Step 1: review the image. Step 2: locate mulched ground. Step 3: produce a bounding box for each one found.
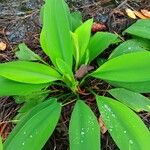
[0,0,150,149]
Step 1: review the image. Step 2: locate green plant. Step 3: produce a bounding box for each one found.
[1,0,150,149]
[0,136,2,150]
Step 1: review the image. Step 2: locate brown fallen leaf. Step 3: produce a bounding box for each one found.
[75,64,94,79]
[0,41,7,51]
[141,9,150,18]
[133,10,147,19]
[125,8,136,19]
[99,116,107,134]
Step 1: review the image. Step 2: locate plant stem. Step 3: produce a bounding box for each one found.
[62,99,76,107]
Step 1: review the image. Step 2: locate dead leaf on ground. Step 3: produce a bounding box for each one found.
[99,116,107,134]
[125,8,136,19]
[133,10,147,19]
[0,41,7,51]
[75,65,94,79]
[141,9,150,18]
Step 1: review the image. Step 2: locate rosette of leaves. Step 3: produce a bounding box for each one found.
[1,0,150,150]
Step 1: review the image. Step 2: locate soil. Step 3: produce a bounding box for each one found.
[0,0,150,150]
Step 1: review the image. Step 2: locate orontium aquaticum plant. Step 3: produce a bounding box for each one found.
[0,0,150,149]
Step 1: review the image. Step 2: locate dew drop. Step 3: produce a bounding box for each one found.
[128,47,131,50]
[23,131,26,135]
[81,140,83,143]
[22,142,25,146]
[81,131,85,135]
[112,114,115,118]
[109,129,112,132]
[129,140,133,144]
[30,135,33,138]
[91,128,94,131]
[104,105,111,112]
[106,116,109,119]
[124,130,127,133]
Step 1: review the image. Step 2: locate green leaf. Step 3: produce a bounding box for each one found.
[0,77,48,96]
[91,51,150,83]
[88,32,118,62]
[74,19,93,66]
[56,58,77,91]
[15,43,43,62]
[0,136,2,150]
[69,11,82,31]
[0,61,61,84]
[4,99,61,150]
[109,88,150,112]
[109,39,148,59]
[69,100,100,150]
[124,19,150,39]
[40,0,73,68]
[107,81,150,93]
[71,32,80,69]
[56,58,74,81]
[96,96,150,150]
[14,93,48,122]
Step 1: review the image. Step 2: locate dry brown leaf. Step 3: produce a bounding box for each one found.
[125,8,136,19]
[133,10,147,19]
[99,116,107,134]
[141,9,150,18]
[0,41,6,51]
[75,65,94,79]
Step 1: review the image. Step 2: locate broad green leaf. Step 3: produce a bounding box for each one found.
[71,32,80,69]
[0,77,48,96]
[0,136,2,150]
[69,11,82,31]
[69,100,100,150]
[109,88,150,112]
[56,58,74,81]
[108,80,150,93]
[15,43,43,62]
[96,58,107,66]
[4,99,61,150]
[109,39,148,59]
[124,19,150,39]
[40,6,44,25]
[14,92,48,104]
[88,32,118,62]
[0,61,61,84]
[14,93,48,121]
[96,96,150,150]
[91,51,150,83]
[74,19,93,66]
[40,0,73,68]
[56,58,77,91]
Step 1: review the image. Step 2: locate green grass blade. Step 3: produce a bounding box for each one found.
[69,100,100,150]
[96,96,150,150]
[4,99,61,150]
